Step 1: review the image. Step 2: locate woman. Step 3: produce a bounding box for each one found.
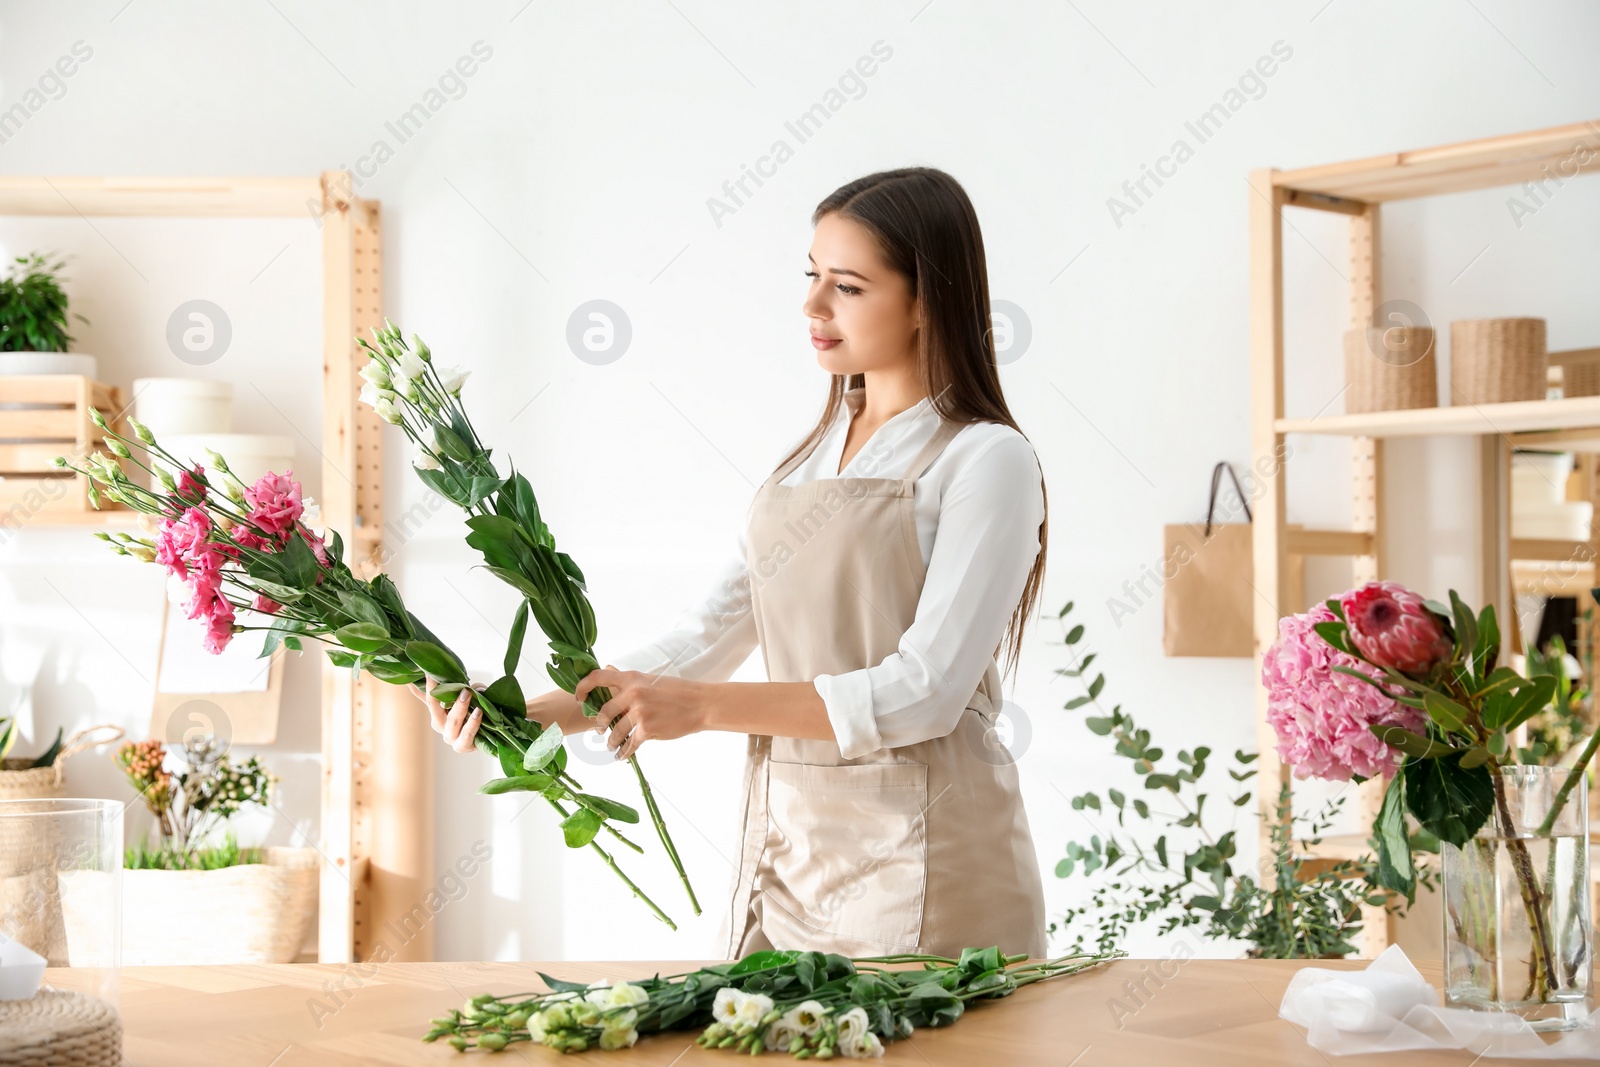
[428,167,1050,960]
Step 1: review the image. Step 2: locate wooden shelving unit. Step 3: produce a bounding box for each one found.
[1250,119,1600,957]
[0,174,429,964]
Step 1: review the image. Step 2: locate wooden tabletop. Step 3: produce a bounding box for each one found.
[39,956,1511,1066]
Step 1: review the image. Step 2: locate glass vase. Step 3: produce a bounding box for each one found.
[1443,764,1591,1032]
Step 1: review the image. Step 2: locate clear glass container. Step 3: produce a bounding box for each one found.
[1443,765,1591,1031]
[0,798,122,1014]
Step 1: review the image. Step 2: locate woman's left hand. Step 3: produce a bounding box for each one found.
[574,665,709,760]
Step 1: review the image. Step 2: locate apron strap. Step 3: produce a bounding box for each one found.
[900,418,963,487]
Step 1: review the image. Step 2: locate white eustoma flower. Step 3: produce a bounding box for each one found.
[599,1024,639,1050]
[712,987,745,1026]
[526,1008,547,1042]
[843,1030,884,1058]
[358,359,391,388]
[834,1006,869,1049]
[437,365,470,396]
[789,1000,826,1036]
[764,1017,797,1051]
[374,397,402,425]
[604,982,649,1009]
[735,991,774,1031]
[301,496,322,533]
[358,381,380,409]
[395,350,427,381]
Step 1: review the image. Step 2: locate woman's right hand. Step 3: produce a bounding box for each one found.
[422,684,483,754]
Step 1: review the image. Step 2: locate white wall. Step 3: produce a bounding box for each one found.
[0,0,1595,962]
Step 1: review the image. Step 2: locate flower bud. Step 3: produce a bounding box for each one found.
[475,1033,507,1051]
[155,465,178,491]
[52,455,67,469]
[412,335,431,363]
[87,407,107,429]
[107,438,131,459]
[127,417,155,444]
[204,449,230,474]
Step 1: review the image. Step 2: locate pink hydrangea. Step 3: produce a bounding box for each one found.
[244,471,303,538]
[1261,603,1426,781]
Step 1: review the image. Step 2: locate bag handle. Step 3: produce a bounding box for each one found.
[1205,461,1252,538]
[56,723,126,764]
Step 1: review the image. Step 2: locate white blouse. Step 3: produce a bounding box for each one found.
[608,391,1045,761]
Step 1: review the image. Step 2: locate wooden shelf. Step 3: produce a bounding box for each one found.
[0,175,324,217]
[1273,118,1600,205]
[1278,395,1600,439]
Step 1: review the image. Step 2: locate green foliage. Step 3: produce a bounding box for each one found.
[125,830,263,870]
[0,719,63,767]
[1047,601,1406,959]
[0,253,86,352]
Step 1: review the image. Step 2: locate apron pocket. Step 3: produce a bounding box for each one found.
[763,760,928,951]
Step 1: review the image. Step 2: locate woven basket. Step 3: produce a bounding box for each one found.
[1450,317,1547,405]
[0,725,124,804]
[0,988,120,1067]
[1343,326,1437,413]
[115,846,318,965]
[1556,349,1600,398]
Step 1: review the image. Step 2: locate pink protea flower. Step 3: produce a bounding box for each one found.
[1261,603,1426,781]
[244,471,304,538]
[1340,580,1453,674]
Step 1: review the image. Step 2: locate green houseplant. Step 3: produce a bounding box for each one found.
[110,734,318,964]
[0,253,87,353]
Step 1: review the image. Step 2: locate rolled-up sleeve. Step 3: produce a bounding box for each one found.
[607,530,759,683]
[812,432,1045,760]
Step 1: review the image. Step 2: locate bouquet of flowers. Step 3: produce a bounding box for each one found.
[58,413,680,926]
[1263,580,1600,1003]
[354,322,697,915]
[421,944,1117,1056]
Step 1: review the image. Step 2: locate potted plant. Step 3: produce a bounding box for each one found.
[0,252,96,377]
[0,718,123,801]
[1263,581,1598,1032]
[108,734,317,964]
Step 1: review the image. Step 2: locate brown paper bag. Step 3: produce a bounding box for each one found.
[1162,462,1300,658]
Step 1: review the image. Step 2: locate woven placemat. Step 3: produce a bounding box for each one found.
[0,988,122,1066]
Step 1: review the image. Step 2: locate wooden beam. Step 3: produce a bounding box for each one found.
[1272,118,1600,202]
[1285,527,1376,556]
[0,175,326,217]
[1279,394,1600,438]
[1249,168,1290,892]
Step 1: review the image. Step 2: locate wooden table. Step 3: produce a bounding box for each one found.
[40,956,1519,1065]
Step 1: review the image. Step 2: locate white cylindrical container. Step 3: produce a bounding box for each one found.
[0,352,98,378]
[161,433,295,486]
[132,378,233,437]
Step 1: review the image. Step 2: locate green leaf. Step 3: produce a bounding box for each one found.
[482,674,526,718]
[339,591,388,629]
[575,793,640,824]
[1373,768,1416,900]
[1422,690,1469,734]
[1448,590,1477,666]
[465,514,534,573]
[560,807,603,848]
[463,475,502,508]
[1313,620,1356,658]
[522,722,564,772]
[281,530,321,587]
[405,640,467,682]
[1404,751,1494,847]
[431,422,475,462]
[1370,723,1453,759]
[414,465,468,506]
[336,621,391,653]
[1501,675,1558,733]
[484,565,543,600]
[326,649,360,669]
[1324,597,1346,621]
[28,726,63,768]
[1473,603,1500,676]
[479,773,554,795]
[1459,747,1490,769]
[251,579,303,604]
[503,600,530,677]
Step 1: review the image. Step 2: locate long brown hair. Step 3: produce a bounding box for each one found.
[776,166,1047,681]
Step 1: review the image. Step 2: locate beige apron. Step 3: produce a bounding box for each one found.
[721,410,1048,960]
